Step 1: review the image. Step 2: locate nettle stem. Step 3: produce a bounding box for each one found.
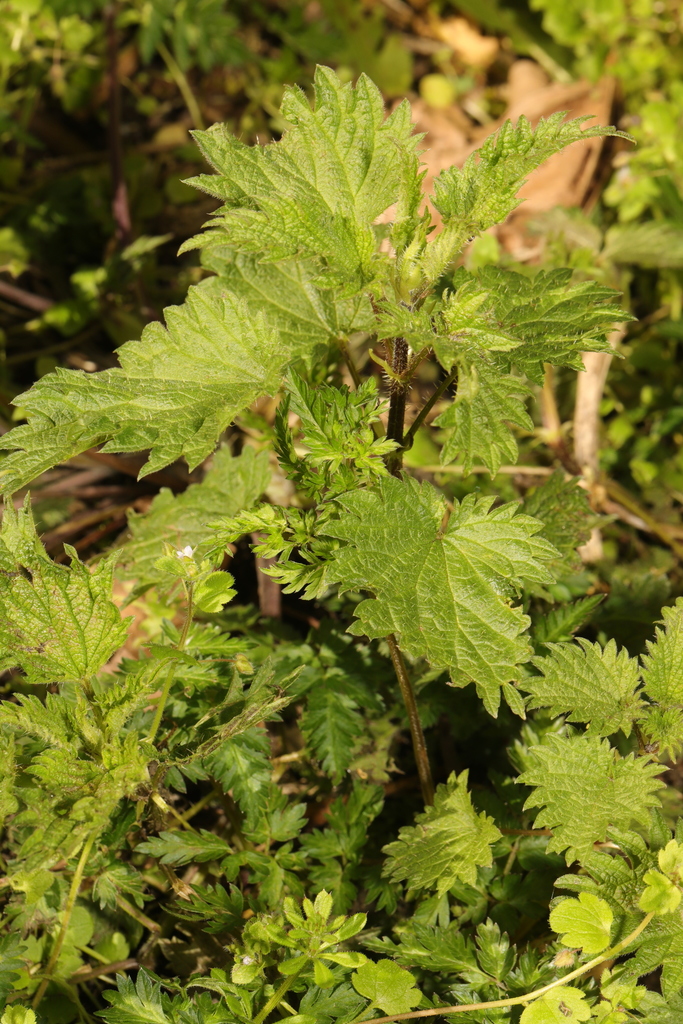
[388,635,434,806]
[356,911,655,1024]
[384,337,436,806]
[385,337,409,476]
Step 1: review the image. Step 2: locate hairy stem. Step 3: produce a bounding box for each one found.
[157,41,205,129]
[32,832,98,1009]
[355,911,655,1024]
[253,960,309,1024]
[402,367,458,454]
[386,337,409,476]
[387,634,434,806]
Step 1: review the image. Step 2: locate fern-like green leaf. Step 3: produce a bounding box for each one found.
[0,502,129,684]
[0,285,287,493]
[524,639,643,736]
[99,969,175,1024]
[301,683,365,781]
[327,476,557,716]
[424,114,631,280]
[119,445,270,597]
[518,733,664,863]
[383,770,502,893]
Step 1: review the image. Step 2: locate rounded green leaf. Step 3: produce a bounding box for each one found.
[549,893,613,955]
[638,869,682,915]
[194,570,236,613]
[352,960,421,1014]
[520,987,591,1024]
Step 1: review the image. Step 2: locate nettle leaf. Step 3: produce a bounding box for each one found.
[549,893,613,955]
[119,445,270,596]
[0,501,129,684]
[641,599,683,706]
[520,987,591,1024]
[518,733,664,863]
[383,770,502,894]
[522,473,594,575]
[524,639,643,737]
[436,362,532,475]
[424,115,631,281]
[186,65,418,291]
[351,959,422,1015]
[327,476,557,716]
[0,284,286,493]
[200,245,374,351]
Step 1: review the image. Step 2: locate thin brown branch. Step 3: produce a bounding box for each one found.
[105,2,132,245]
[0,279,53,313]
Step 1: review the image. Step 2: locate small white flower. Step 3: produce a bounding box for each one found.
[176,545,194,559]
[242,955,254,965]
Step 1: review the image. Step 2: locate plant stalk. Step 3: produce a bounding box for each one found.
[32,832,98,1009]
[401,367,458,454]
[104,2,132,246]
[157,41,205,129]
[146,583,193,743]
[385,337,409,476]
[354,911,655,1024]
[387,634,434,806]
[253,960,309,1024]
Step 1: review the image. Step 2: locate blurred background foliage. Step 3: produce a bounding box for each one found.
[3,0,683,649]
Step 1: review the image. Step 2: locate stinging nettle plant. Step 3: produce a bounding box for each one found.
[1,65,683,1024]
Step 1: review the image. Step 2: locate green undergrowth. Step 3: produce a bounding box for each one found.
[1,67,683,1024]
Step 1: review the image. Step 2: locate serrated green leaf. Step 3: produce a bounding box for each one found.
[301,684,365,781]
[522,473,594,574]
[383,770,502,893]
[351,959,421,1014]
[135,829,231,866]
[327,476,557,716]
[0,501,129,685]
[520,986,591,1024]
[424,114,630,280]
[549,893,613,954]
[436,362,532,474]
[186,65,418,291]
[99,969,174,1024]
[641,599,683,707]
[518,733,664,863]
[532,595,604,645]
[524,639,643,737]
[200,245,374,350]
[193,570,236,613]
[205,727,273,822]
[0,934,27,1005]
[119,445,270,596]
[0,285,286,493]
